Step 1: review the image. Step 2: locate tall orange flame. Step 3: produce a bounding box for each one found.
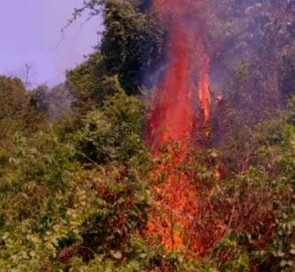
[146,0,216,255]
[147,0,212,151]
[198,54,212,136]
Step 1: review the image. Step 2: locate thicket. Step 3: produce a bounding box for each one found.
[0,0,295,271]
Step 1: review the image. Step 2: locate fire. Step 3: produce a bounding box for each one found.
[146,0,220,255]
[147,0,212,151]
[198,54,212,136]
[147,21,195,155]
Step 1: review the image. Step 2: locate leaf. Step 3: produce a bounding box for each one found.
[238,254,250,268]
[277,251,285,257]
[112,251,122,259]
[139,253,147,259]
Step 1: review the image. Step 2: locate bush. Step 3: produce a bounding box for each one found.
[75,87,147,164]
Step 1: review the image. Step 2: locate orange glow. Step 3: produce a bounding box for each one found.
[146,0,217,255]
[198,54,212,135]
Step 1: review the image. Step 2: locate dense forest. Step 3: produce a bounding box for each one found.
[0,0,295,271]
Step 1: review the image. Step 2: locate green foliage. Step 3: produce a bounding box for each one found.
[101,0,165,92]
[0,76,49,183]
[209,104,295,271]
[0,76,30,121]
[67,0,165,113]
[0,76,30,139]
[29,84,50,114]
[66,53,111,112]
[0,110,154,272]
[0,80,156,271]
[75,85,147,164]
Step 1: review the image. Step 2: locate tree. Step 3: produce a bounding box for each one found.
[0,76,30,122]
[100,0,165,93]
[66,0,165,114]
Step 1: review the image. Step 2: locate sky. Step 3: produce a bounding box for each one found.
[0,0,103,87]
